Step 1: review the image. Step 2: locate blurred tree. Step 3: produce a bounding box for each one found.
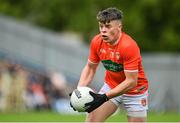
[0,0,179,52]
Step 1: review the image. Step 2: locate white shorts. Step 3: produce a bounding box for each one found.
[99,83,148,117]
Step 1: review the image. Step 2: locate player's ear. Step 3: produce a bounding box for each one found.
[119,24,123,31]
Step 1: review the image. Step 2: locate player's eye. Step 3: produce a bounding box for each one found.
[99,25,103,29]
[105,25,111,29]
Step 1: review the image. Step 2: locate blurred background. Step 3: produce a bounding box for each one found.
[0,0,180,118]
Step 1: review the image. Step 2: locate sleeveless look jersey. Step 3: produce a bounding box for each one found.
[88,32,148,95]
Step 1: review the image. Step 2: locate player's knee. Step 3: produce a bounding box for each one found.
[86,111,104,122]
[86,112,95,122]
[128,116,147,122]
[127,110,147,122]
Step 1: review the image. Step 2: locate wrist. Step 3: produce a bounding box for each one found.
[105,92,111,99]
[103,94,109,101]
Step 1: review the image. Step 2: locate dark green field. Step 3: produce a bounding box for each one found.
[0,111,180,122]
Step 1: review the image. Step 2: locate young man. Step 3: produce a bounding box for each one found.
[71,7,148,122]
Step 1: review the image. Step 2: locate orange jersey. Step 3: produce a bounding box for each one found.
[88,32,148,95]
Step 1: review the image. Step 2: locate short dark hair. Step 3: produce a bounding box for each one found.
[97,7,123,23]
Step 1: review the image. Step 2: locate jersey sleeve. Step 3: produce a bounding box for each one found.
[88,36,100,64]
[123,44,141,71]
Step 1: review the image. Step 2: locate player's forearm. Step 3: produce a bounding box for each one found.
[106,71,138,98]
[78,63,97,87]
[106,79,137,99]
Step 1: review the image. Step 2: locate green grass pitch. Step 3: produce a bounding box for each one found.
[0,111,179,122]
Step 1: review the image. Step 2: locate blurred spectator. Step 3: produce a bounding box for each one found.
[6,63,27,112]
[0,58,75,113]
[0,60,27,112]
[0,60,13,111]
[24,72,48,110]
[49,72,72,113]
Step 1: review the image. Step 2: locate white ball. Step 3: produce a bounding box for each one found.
[70,87,94,112]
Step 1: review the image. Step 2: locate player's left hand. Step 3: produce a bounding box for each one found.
[84,91,109,113]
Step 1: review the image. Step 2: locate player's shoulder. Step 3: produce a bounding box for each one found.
[91,34,101,42]
[90,34,102,45]
[121,32,139,48]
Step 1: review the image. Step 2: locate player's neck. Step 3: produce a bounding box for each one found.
[109,32,122,46]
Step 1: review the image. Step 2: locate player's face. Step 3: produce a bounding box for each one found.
[99,20,122,44]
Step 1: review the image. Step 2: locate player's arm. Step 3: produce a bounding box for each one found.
[106,71,138,98]
[84,71,138,113]
[78,35,100,87]
[70,61,98,112]
[78,61,99,87]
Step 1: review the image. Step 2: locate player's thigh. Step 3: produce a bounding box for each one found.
[86,100,118,122]
[123,91,148,122]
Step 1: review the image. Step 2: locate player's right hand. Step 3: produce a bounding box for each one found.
[69,91,80,112]
[70,101,76,111]
[69,92,72,96]
[69,92,76,111]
